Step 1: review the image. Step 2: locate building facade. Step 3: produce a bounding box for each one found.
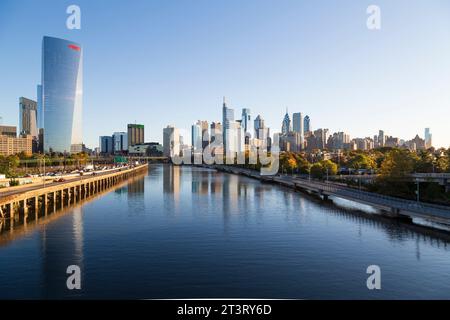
[19,97,38,137]
[127,124,144,147]
[40,36,83,153]
[0,126,17,137]
[0,135,32,156]
[99,136,113,154]
[113,132,128,153]
[163,125,180,158]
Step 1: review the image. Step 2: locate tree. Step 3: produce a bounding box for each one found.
[310,160,337,179]
[379,149,417,178]
[375,149,417,199]
[347,154,376,170]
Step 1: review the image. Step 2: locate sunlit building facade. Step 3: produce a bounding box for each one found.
[40,36,83,153]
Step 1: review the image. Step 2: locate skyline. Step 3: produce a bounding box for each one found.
[1,0,450,148]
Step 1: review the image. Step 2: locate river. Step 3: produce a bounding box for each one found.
[0,164,449,299]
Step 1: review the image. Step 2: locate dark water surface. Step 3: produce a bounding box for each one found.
[1,164,449,299]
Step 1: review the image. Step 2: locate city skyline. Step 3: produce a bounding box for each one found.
[1,0,450,148]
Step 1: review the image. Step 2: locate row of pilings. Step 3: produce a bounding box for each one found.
[0,164,148,230]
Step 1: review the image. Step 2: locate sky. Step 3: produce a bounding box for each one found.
[0,0,449,149]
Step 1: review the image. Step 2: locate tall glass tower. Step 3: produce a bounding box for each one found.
[40,36,83,153]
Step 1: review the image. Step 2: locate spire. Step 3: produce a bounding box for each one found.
[223,96,226,106]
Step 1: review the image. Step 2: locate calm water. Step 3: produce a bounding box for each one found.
[1,164,450,299]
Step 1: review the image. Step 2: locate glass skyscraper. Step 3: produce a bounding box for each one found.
[39,36,83,153]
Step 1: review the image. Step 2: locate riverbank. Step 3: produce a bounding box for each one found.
[197,164,450,229]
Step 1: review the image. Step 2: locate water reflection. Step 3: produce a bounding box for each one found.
[1,164,450,299]
[40,207,84,298]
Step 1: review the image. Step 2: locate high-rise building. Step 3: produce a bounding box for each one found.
[293,112,304,150]
[127,124,144,147]
[99,136,113,154]
[40,36,83,153]
[254,114,265,139]
[113,132,128,153]
[303,115,311,133]
[210,122,222,144]
[241,108,252,139]
[19,97,38,137]
[191,123,202,152]
[425,128,432,149]
[222,97,235,153]
[378,130,385,148]
[313,128,329,150]
[327,132,351,150]
[196,120,209,149]
[281,110,291,135]
[254,115,270,143]
[163,125,180,158]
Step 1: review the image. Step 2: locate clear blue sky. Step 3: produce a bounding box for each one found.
[1,0,449,149]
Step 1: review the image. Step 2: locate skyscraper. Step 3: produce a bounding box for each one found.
[303,115,311,134]
[113,132,128,153]
[40,36,83,153]
[127,124,145,147]
[210,122,222,144]
[196,120,209,149]
[163,125,180,158]
[293,112,304,150]
[281,109,291,135]
[241,108,252,137]
[222,97,235,153]
[99,136,113,154]
[191,123,202,152]
[425,128,432,149]
[378,130,385,148]
[19,97,38,137]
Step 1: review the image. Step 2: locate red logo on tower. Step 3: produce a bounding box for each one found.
[68,44,81,51]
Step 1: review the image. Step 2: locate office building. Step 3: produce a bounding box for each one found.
[113,132,128,153]
[19,97,38,137]
[128,142,163,156]
[281,110,291,135]
[191,123,202,152]
[127,124,144,147]
[0,126,17,137]
[163,125,180,158]
[222,97,235,153]
[99,136,113,154]
[304,115,311,133]
[425,128,432,149]
[378,130,385,148]
[40,36,83,153]
[0,135,32,156]
[293,112,304,150]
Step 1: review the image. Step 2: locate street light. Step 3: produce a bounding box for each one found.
[416,179,420,203]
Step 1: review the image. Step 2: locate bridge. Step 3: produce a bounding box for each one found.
[0,164,148,228]
[211,165,450,225]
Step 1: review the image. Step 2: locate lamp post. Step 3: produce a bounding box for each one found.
[416,179,420,203]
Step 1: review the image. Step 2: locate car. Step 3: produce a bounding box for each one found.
[53,178,65,183]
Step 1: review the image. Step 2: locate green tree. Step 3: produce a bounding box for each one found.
[347,154,376,170]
